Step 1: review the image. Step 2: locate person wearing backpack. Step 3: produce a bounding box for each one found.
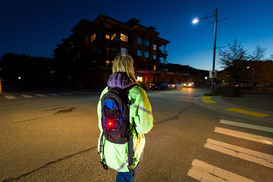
[97,54,153,182]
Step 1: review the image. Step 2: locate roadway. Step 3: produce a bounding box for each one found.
[0,88,272,181]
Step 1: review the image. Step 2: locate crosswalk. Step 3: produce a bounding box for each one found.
[187,119,273,182]
[2,92,72,100]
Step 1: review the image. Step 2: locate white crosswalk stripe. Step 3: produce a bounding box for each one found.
[205,138,273,168]
[48,93,60,96]
[3,92,72,100]
[21,95,33,98]
[220,119,273,133]
[187,159,254,182]
[4,95,16,99]
[214,127,273,145]
[188,120,273,181]
[35,94,47,97]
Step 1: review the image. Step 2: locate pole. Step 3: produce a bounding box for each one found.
[211,8,218,94]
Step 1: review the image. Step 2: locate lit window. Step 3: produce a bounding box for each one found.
[153,55,156,59]
[144,51,149,58]
[153,44,157,50]
[137,50,143,56]
[91,33,96,42]
[137,37,143,44]
[153,65,156,71]
[111,33,116,40]
[121,47,128,55]
[144,40,149,46]
[120,33,128,42]
[106,60,110,66]
[105,33,110,39]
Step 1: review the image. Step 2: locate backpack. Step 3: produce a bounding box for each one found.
[99,85,137,174]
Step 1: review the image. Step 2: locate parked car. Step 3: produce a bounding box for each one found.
[169,82,183,89]
[238,80,254,88]
[149,82,169,90]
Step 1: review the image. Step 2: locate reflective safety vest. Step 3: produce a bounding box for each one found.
[97,85,153,172]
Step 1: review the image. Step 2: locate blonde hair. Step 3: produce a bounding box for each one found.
[112,54,137,83]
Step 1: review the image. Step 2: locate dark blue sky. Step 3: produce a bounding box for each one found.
[1,0,273,70]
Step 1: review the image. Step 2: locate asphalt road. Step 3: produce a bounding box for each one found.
[0,88,272,182]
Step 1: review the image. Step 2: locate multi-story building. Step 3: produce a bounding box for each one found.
[54,14,170,88]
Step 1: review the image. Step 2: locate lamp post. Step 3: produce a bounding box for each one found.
[193,8,218,94]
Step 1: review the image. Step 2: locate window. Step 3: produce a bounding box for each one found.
[153,44,157,50]
[144,51,149,58]
[106,60,110,66]
[111,33,116,40]
[105,33,110,39]
[120,33,128,42]
[144,40,149,46]
[153,55,156,59]
[106,47,111,55]
[91,33,96,42]
[137,50,143,56]
[153,65,156,71]
[121,47,128,55]
[137,37,143,44]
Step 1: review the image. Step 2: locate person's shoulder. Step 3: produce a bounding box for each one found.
[129,85,146,96]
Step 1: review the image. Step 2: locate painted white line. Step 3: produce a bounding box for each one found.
[187,159,254,182]
[59,93,71,96]
[48,93,59,96]
[35,94,47,97]
[220,119,273,133]
[4,95,16,99]
[21,95,33,98]
[215,127,273,145]
[205,138,273,168]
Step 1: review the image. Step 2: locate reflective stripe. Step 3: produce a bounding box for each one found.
[133,105,152,115]
[116,159,129,172]
[115,139,139,172]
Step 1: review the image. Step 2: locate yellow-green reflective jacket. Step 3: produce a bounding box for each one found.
[97,85,153,172]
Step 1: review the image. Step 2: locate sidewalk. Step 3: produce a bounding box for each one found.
[194,93,273,125]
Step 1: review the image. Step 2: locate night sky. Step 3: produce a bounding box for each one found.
[1,0,273,71]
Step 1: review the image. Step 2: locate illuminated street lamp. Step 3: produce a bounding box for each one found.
[193,9,218,94]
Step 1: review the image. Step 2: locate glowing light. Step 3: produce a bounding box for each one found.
[192,18,199,24]
[107,121,113,127]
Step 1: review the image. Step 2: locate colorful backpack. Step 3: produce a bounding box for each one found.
[99,85,136,173]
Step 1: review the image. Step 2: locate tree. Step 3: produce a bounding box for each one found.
[218,40,249,82]
[251,45,266,61]
[218,40,249,68]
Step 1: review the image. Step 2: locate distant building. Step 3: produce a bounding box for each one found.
[54,14,170,88]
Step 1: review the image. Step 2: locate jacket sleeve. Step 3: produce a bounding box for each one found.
[132,88,153,134]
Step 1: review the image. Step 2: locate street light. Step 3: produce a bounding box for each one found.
[193,9,218,94]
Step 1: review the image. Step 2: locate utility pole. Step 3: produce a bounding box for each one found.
[211,8,218,94]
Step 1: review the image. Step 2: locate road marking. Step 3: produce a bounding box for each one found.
[202,96,216,103]
[215,127,273,145]
[205,138,273,168]
[225,108,269,118]
[48,93,59,96]
[4,95,16,99]
[35,94,47,97]
[187,159,254,182]
[60,92,71,96]
[21,95,33,98]
[220,119,273,133]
